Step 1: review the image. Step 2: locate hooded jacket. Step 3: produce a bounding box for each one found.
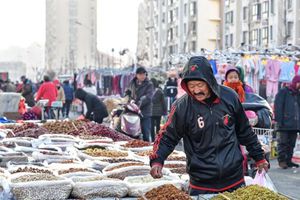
[128,77,154,117]
[275,75,300,131]
[150,56,265,192]
[75,89,108,120]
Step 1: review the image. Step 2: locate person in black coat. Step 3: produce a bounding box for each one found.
[275,75,300,169]
[127,67,154,141]
[150,78,167,142]
[150,56,268,195]
[75,88,108,123]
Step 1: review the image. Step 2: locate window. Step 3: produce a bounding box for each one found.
[252,3,261,20]
[191,41,196,52]
[155,32,158,41]
[287,22,293,37]
[262,1,269,14]
[225,11,233,24]
[270,0,274,13]
[262,27,268,44]
[270,25,273,40]
[184,3,187,17]
[155,16,158,26]
[162,13,165,23]
[162,0,165,6]
[169,46,173,54]
[242,31,248,43]
[243,7,248,20]
[169,10,173,22]
[230,34,233,47]
[225,35,229,47]
[175,26,178,37]
[262,27,268,40]
[168,28,174,41]
[192,21,197,34]
[168,0,173,6]
[287,0,293,9]
[225,0,230,7]
[251,29,258,46]
[184,23,187,34]
[190,2,197,16]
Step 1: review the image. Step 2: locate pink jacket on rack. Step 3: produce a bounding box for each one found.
[265,59,281,82]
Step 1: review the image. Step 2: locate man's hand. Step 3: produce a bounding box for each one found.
[150,164,163,179]
[257,160,269,173]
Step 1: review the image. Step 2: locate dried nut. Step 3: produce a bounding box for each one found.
[84,148,128,158]
[138,184,192,200]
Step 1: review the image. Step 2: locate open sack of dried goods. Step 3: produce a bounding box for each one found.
[2,137,33,147]
[104,166,173,181]
[71,178,129,199]
[50,163,101,178]
[137,184,192,200]
[102,161,146,173]
[0,152,28,167]
[8,165,54,175]
[32,149,77,162]
[124,175,184,197]
[211,185,288,200]
[9,173,73,200]
[118,139,152,152]
[42,120,87,134]
[164,161,187,175]
[0,172,12,200]
[78,146,130,161]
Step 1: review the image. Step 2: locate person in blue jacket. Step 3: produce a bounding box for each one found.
[62,80,74,118]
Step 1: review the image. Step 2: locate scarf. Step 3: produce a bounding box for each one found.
[224,81,245,102]
[289,75,300,94]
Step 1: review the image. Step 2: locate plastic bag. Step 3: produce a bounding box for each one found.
[0,177,13,200]
[71,179,128,199]
[124,175,183,197]
[252,170,277,192]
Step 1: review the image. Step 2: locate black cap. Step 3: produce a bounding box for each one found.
[136,67,147,74]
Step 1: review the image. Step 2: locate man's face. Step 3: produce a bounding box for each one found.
[187,80,211,101]
[136,73,146,82]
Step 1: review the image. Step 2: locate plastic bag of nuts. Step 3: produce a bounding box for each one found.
[124,175,184,197]
[138,184,192,200]
[102,162,145,173]
[71,179,129,199]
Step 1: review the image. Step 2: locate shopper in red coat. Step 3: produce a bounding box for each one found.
[36,76,58,118]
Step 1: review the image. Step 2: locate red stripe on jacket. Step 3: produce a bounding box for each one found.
[150,105,176,160]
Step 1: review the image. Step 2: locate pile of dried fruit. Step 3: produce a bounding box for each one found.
[136,150,153,157]
[108,169,149,180]
[11,173,60,183]
[6,123,39,137]
[67,122,132,141]
[58,168,94,175]
[101,158,142,163]
[122,140,151,148]
[138,184,192,200]
[170,168,186,174]
[12,127,50,138]
[11,167,53,174]
[164,163,186,168]
[42,120,87,134]
[211,185,288,200]
[106,162,144,172]
[84,148,128,158]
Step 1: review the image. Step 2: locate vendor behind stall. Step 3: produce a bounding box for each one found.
[75,88,108,124]
[150,56,268,195]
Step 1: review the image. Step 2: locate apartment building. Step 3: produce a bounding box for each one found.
[137,0,222,67]
[45,0,97,75]
[223,0,300,50]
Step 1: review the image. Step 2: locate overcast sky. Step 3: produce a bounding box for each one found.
[0,0,141,53]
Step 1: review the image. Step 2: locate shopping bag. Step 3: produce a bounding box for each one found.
[252,169,277,192]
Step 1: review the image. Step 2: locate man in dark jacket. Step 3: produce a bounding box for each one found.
[150,56,268,195]
[151,78,167,142]
[21,76,35,107]
[275,75,300,169]
[75,88,108,123]
[127,67,154,141]
[62,80,74,118]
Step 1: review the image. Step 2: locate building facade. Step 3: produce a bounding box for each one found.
[45,0,97,75]
[223,0,300,50]
[137,0,222,67]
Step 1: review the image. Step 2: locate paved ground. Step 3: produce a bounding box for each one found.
[268,159,300,200]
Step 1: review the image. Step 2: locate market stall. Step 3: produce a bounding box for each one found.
[0,120,292,200]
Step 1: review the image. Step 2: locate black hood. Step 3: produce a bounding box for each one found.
[181,56,220,97]
[75,88,87,100]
